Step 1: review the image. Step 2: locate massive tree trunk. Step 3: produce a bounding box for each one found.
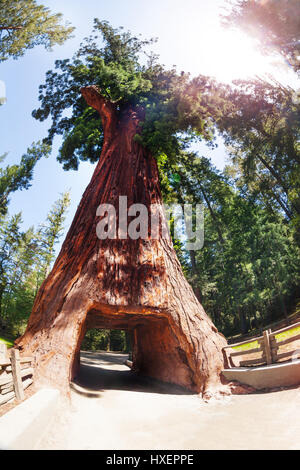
[16,86,228,399]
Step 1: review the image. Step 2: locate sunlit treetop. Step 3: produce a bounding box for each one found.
[215,77,300,224]
[33,20,227,170]
[0,0,74,62]
[223,0,300,74]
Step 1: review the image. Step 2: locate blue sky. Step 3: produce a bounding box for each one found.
[0,0,297,252]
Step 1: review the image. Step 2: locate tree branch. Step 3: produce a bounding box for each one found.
[80,86,117,141]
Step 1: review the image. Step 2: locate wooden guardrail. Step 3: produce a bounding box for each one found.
[227,310,300,345]
[224,321,300,369]
[0,344,34,406]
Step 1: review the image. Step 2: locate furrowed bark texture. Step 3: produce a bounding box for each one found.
[16,86,228,398]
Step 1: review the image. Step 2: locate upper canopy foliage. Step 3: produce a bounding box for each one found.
[223,0,300,74]
[0,0,74,62]
[216,78,300,229]
[33,20,226,170]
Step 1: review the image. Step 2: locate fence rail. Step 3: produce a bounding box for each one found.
[224,321,300,369]
[0,344,34,406]
[227,310,300,345]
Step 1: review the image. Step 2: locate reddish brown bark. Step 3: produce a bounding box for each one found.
[16,86,229,398]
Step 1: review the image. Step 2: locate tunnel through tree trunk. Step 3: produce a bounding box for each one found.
[16,86,228,398]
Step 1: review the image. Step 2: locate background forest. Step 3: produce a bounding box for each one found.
[0,0,299,351]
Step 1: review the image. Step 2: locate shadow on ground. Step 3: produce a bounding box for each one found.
[71,351,195,397]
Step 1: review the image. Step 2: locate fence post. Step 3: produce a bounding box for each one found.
[263,329,273,365]
[223,348,231,369]
[10,348,24,401]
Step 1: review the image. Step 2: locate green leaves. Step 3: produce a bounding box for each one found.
[37,191,70,279]
[0,0,74,62]
[160,150,300,336]
[0,141,51,215]
[170,173,181,184]
[81,328,126,352]
[32,20,222,169]
[216,79,300,233]
[0,192,70,337]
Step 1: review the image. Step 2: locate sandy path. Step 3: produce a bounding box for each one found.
[36,351,300,450]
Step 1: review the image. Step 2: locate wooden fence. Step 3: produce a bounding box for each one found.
[227,309,300,345]
[224,321,300,369]
[0,344,34,406]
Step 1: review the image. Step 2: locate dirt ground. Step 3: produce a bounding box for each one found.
[36,351,300,450]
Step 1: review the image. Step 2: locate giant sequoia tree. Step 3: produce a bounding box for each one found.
[16,21,229,398]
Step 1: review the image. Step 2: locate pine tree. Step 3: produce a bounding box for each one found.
[0,142,51,215]
[0,0,74,62]
[223,0,300,73]
[0,193,70,337]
